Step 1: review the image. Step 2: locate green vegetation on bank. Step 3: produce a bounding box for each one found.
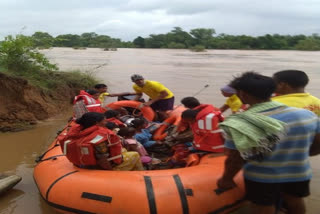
[0,34,98,91]
[3,27,319,51]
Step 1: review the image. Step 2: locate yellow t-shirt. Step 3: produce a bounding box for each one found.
[99,92,110,103]
[272,93,320,116]
[133,80,174,100]
[225,94,243,112]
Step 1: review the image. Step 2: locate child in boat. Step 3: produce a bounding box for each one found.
[117,127,153,165]
[106,122,120,134]
[219,85,243,114]
[131,118,162,148]
[94,83,137,106]
[104,110,126,127]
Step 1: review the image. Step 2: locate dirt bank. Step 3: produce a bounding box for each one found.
[0,72,77,132]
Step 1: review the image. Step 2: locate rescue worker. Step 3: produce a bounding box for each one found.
[73,89,104,119]
[181,104,225,153]
[131,74,174,120]
[61,112,143,171]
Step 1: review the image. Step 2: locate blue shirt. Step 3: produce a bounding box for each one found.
[225,106,320,183]
[134,129,156,148]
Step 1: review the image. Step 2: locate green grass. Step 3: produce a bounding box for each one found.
[1,69,99,93]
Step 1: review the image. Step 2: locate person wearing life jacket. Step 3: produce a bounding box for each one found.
[181,105,224,153]
[60,112,143,171]
[104,110,126,128]
[73,90,105,119]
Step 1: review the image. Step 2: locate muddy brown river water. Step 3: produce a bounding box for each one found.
[0,48,319,214]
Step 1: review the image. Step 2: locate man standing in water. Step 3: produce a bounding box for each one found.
[131,74,174,120]
[217,72,320,214]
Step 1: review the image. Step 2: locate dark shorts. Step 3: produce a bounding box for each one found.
[245,179,310,206]
[150,96,175,111]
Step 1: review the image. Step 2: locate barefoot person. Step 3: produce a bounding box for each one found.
[131,74,174,120]
[217,72,320,214]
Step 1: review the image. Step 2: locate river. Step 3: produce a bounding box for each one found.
[0,48,319,214]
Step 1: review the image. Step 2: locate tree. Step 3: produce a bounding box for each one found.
[31,32,54,48]
[295,39,320,50]
[167,27,193,48]
[190,28,216,47]
[144,34,167,48]
[54,34,81,47]
[80,32,98,47]
[133,36,145,48]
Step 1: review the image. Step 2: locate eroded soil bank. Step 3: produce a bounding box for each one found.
[0,72,77,131]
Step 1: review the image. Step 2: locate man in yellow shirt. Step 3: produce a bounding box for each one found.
[272,70,320,116]
[219,85,243,114]
[131,74,174,119]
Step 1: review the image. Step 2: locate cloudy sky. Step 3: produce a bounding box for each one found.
[0,0,319,41]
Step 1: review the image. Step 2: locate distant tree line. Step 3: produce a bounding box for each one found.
[17,27,320,50]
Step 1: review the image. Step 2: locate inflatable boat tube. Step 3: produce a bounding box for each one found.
[107,101,155,121]
[153,105,187,140]
[33,125,246,214]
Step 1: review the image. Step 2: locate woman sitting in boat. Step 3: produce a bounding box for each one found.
[61,112,143,171]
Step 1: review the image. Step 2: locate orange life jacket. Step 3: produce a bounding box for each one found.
[74,90,104,113]
[60,125,122,167]
[190,104,224,153]
[106,118,126,127]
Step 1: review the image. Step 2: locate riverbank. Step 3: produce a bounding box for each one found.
[0,35,99,131]
[0,71,97,132]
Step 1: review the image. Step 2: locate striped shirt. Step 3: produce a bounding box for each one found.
[225,106,320,183]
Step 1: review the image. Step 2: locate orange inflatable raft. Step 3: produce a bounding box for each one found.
[106,100,155,121]
[34,146,245,213]
[33,103,246,214]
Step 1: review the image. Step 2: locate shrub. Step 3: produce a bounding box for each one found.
[167,42,186,49]
[0,35,58,73]
[189,45,206,52]
[0,34,99,92]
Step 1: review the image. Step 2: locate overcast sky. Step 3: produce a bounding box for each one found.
[1,0,320,41]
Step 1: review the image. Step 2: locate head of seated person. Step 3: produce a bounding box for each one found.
[76,112,106,130]
[131,118,147,130]
[105,110,121,119]
[181,97,200,109]
[118,127,136,139]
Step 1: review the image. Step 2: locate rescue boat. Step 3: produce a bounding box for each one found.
[33,101,246,214]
